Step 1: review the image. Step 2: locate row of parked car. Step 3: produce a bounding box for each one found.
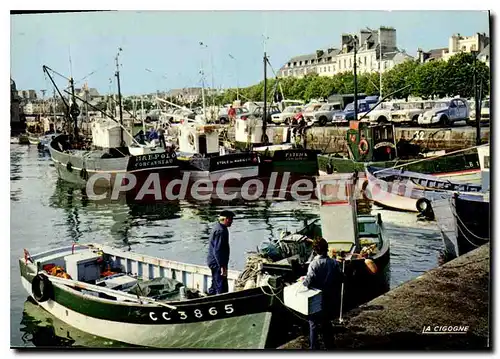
[360,97,490,127]
[146,96,489,128]
[269,96,490,128]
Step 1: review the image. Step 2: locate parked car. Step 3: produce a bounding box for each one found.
[468,98,490,126]
[218,107,248,124]
[271,105,303,125]
[304,102,343,126]
[390,101,426,125]
[292,103,323,125]
[418,98,469,127]
[361,101,399,123]
[333,98,378,125]
[237,105,281,123]
[276,100,304,112]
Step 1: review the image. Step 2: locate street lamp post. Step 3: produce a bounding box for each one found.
[353,35,358,124]
[471,51,482,146]
[229,54,239,101]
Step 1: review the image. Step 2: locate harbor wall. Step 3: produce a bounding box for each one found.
[165,125,490,153]
[278,243,490,350]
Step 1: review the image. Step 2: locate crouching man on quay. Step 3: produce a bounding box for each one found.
[303,237,343,350]
[206,210,235,295]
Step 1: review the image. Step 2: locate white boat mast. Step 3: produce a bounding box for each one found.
[379,30,383,98]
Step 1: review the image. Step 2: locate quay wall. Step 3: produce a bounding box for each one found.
[278,243,490,350]
[165,125,490,153]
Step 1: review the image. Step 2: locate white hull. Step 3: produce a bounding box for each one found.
[22,277,271,348]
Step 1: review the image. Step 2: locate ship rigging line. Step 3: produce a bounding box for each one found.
[372,143,489,175]
[62,90,141,146]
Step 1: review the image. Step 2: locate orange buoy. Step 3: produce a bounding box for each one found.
[364,259,378,274]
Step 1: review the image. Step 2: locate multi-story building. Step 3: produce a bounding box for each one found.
[418,32,490,64]
[478,44,490,67]
[11,78,21,124]
[17,89,38,100]
[279,26,412,79]
[166,87,204,104]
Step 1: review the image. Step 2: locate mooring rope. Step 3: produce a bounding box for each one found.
[450,202,489,247]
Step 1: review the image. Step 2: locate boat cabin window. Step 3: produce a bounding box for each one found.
[373,126,394,141]
[358,221,378,236]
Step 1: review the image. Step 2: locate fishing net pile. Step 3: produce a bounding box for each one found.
[235,233,313,291]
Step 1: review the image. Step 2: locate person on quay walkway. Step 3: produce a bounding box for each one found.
[228,105,237,125]
[302,237,343,350]
[207,210,235,295]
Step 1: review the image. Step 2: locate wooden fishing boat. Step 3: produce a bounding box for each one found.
[253,144,320,178]
[237,173,390,314]
[318,121,482,183]
[49,134,180,189]
[364,165,482,213]
[19,243,284,349]
[176,123,260,183]
[432,192,490,260]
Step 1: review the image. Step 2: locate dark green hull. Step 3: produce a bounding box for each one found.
[318,149,481,177]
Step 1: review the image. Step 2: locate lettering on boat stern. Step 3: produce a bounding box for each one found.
[146,303,236,323]
[128,152,177,170]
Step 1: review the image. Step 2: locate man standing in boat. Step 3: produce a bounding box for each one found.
[206,210,235,295]
[158,124,167,148]
[302,237,342,350]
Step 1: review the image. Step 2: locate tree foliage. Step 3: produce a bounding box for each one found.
[166,52,490,107]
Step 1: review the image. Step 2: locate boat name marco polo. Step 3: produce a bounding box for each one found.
[132,153,177,168]
[148,304,235,322]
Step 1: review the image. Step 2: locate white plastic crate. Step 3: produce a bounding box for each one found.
[283,280,322,315]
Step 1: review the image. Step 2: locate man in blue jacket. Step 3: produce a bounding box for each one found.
[303,237,342,350]
[207,210,235,295]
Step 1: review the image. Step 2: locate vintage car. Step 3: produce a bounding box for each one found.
[417,98,469,127]
[360,101,399,123]
[271,105,303,125]
[390,101,426,125]
[335,98,378,125]
[304,102,343,126]
[468,98,490,126]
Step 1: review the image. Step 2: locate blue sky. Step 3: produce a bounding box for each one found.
[10,10,490,96]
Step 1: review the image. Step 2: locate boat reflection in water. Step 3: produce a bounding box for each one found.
[19,297,134,348]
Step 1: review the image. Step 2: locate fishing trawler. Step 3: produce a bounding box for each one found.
[319,121,482,182]
[231,52,320,188]
[176,122,260,184]
[44,53,181,193]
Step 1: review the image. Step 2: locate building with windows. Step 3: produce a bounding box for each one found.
[17,89,37,100]
[478,44,490,67]
[417,32,489,64]
[279,26,413,79]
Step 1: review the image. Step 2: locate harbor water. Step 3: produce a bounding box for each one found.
[10,144,444,348]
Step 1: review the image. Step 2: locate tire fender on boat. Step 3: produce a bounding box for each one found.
[31,274,54,303]
[416,197,432,215]
[66,162,73,172]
